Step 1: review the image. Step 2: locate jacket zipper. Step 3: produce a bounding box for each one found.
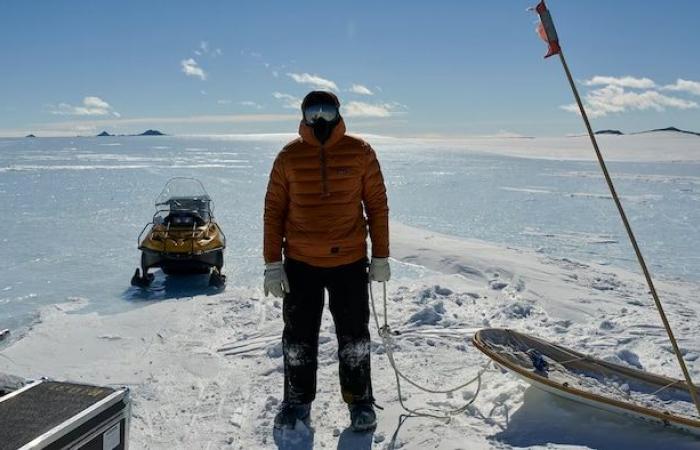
[320,145,329,197]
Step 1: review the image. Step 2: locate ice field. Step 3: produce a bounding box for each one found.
[1,133,699,330]
[1,133,699,449]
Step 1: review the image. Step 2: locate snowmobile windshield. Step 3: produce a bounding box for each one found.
[155,178,213,221]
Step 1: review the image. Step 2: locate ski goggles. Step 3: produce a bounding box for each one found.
[303,103,339,124]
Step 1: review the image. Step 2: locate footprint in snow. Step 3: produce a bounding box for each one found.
[489,280,509,290]
[266,342,283,358]
[599,320,616,330]
[615,349,643,370]
[408,303,445,326]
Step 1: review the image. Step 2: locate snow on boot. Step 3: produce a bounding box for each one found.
[273,402,311,430]
[349,403,377,432]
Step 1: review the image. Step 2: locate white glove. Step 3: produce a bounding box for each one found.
[264,261,290,297]
[369,257,391,282]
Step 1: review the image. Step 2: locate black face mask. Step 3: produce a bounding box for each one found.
[311,118,337,144]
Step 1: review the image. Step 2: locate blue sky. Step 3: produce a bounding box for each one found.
[1,0,699,137]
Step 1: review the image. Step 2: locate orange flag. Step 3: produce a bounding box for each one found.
[533,1,561,58]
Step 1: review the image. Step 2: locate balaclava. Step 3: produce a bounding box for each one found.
[301,91,341,144]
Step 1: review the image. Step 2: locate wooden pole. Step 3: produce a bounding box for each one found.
[557,50,700,416]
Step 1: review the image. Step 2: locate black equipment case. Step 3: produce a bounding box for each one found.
[0,379,131,449]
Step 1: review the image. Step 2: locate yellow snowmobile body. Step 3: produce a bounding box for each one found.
[139,222,225,255]
[131,178,226,287]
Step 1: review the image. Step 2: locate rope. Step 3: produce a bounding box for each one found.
[371,283,487,395]
[369,281,491,448]
[650,380,681,397]
[555,355,589,366]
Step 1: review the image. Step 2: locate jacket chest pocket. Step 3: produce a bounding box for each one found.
[332,166,357,178]
[326,152,363,195]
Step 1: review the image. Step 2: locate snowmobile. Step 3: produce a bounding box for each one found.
[131,177,226,288]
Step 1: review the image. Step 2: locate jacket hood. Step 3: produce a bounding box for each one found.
[301,90,341,110]
[298,118,346,148]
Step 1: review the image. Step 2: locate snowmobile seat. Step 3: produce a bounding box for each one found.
[164,212,206,227]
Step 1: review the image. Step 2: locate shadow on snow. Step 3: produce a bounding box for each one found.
[273,423,314,450]
[337,426,373,450]
[271,423,374,450]
[492,387,700,450]
[122,270,223,302]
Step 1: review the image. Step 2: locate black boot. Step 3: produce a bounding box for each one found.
[273,402,311,430]
[349,403,376,431]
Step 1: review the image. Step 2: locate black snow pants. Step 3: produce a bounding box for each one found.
[282,257,373,405]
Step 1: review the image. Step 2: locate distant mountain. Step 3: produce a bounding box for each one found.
[25,134,36,138]
[639,126,700,137]
[590,127,700,137]
[97,131,113,137]
[138,129,166,136]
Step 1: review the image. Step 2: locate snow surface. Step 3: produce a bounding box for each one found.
[400,132,700,162]
[1,134,699,449]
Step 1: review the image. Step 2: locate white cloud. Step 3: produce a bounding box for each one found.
[49,96,119,117]
[584,76,656,89]
[561,85,697,118]
[195,41,222,58]
[273,92,301,109]
[239,101,263,109]
[349,84,374,96]
[662,78,700,96]
[181,58,207,80]
[83,96,109,110]
[217,99,232,105]
[286,72,338,91]
[342,101,404,118]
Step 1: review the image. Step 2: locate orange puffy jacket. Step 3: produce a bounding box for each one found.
[264,118,389,267]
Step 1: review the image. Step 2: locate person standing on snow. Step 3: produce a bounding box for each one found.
[263,90,390,432]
